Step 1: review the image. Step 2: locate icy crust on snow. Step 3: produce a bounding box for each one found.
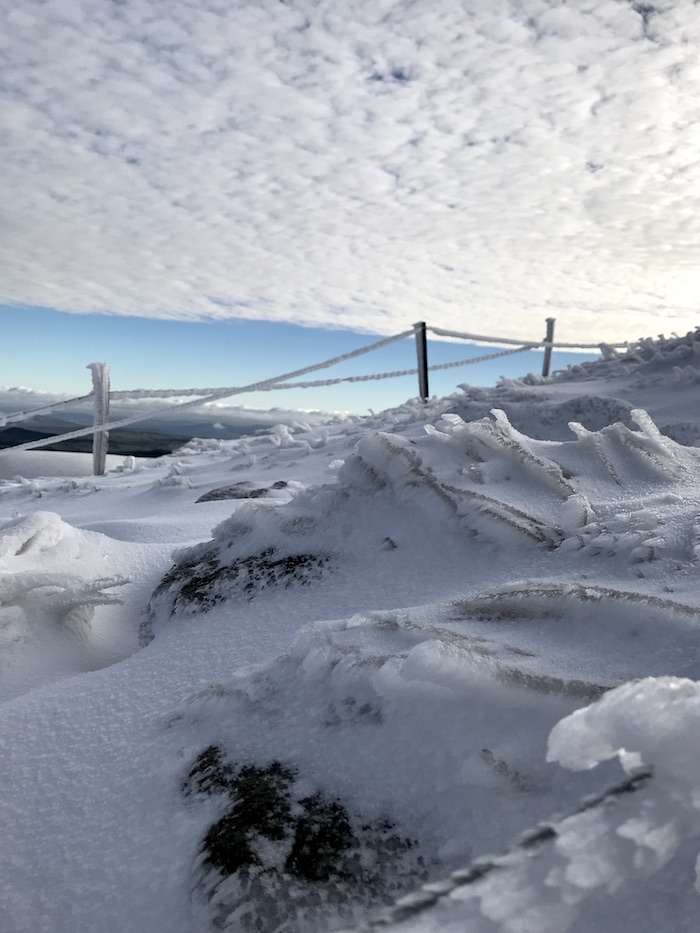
[455,329,700,446]
[446,388,639,443]
[547,329,700,388]
[0,511,130,699]
[5,337,700,933]
[145,406,700,643]
[157,409,700,931]
[172,604,586,933]
[172,584,700,931]
[343,678,700,933]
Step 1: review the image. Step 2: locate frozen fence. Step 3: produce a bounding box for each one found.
[0,319,629,474]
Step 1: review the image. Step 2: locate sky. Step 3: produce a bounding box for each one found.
[1,0,698,413]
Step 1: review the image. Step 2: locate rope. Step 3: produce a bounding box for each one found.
[272,345,534,390]
[108,329,415,400]
[548,339,630,349]
[0,325,614,460]
[429,344,534,371]
[0,394,94,428]
[0,329,415,457]
[429,326,542,347]
[428,325,629,351]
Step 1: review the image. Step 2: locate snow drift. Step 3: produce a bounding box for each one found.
[2,331,700,932]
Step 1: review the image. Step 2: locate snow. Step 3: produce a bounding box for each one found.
[2,332,700,931]
[0,449,134,480]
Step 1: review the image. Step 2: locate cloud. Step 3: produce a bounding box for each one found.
[1,0,699,343]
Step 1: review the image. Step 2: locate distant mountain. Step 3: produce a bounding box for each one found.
[0,425,192,458]
[0,415,294,457]
[0,389,342,453]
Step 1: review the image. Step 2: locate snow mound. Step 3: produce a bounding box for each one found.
[452,329,700,446]
[171,568,700,929]
[344,678,700,932]
[155,410,700,931]
[4,339,700,933]
[0,511,129,700]
[145,408,699,644]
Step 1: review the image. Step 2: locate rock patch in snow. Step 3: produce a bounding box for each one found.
[184,746,425,933]
[195,480,289,502]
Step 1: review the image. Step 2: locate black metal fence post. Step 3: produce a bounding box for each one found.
[414,322,429,401]
[541,318,555,378]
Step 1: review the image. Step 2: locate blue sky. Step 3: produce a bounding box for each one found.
[0,305,598,415]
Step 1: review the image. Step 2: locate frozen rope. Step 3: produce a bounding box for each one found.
[429,326,543,347]
[0,330,416,456]
[429,343,534,370]
[341,768,653,932]
[547,339,631,349]
[272,345,534,390]
[429,325,629,351]
[109,329,415,400]
[0,394,94,428]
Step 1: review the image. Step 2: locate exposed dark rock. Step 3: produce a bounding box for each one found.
[196,480,288,503]
[152,547,330,614]
[286,792,355,883]
[201,761,296,877]
[184,747,425,932]
[183,745,234,797]
[142,539,332,642]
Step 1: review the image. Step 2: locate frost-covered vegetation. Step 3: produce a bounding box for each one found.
[2,332,700,932]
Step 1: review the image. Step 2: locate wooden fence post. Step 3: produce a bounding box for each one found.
[541,318,555,378]
[414,322,429,401]
[88,362,110,476]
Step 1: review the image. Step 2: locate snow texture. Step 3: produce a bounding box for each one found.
[2,333,700,932]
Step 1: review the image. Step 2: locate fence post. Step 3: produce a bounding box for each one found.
[541,318,555,378]
[414,322,429,401]
[88,362,110,476]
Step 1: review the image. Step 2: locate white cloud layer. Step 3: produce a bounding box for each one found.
[1,0,699,343]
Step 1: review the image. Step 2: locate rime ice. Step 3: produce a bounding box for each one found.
[3,332,700,932]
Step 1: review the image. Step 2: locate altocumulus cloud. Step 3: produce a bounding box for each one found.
[1,0,699,342]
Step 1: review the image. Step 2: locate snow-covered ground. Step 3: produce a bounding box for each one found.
[2,333,700,933]
[0,449,135,481]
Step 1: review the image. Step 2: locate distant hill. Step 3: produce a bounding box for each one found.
[0,401,332,458]
[0,426,192,458]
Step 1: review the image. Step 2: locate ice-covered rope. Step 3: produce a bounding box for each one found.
[429,326,542,347]
[0,330,416,456]
[272,345,534,389]
[547,339,631,349]
[429,343,534,370]
[108,329,414,400]
[429,325,629,351]
[0,394,94,428]
[0,340,535,456]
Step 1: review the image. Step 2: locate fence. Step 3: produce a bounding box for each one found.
[0,319,629,475]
